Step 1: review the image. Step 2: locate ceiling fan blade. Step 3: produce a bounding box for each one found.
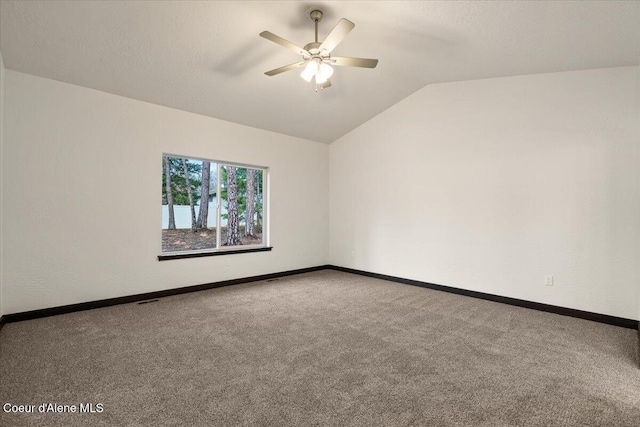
[265,61,306,76]
[319,18,355,54]
[260,31,310,56]
[329,56,378,68]
[320,79,332,89]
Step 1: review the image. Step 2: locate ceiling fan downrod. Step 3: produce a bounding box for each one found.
[310,10,323,43]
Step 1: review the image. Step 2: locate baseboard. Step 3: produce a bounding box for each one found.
[1,265,330,324]
[2,264,638,333]
[327,265,639,330]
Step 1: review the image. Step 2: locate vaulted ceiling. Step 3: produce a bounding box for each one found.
[1,1,639,143]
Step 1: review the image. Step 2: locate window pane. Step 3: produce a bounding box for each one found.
[221,166,264,247]
[162,156,217,252]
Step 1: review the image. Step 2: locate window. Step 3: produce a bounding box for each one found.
[160,154,268,259]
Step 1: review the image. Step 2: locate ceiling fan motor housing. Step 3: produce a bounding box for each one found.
[303,42,322,56]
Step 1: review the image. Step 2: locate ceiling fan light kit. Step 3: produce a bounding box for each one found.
[260,9,378,92]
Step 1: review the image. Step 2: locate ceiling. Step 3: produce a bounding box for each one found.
[1,1,639,144]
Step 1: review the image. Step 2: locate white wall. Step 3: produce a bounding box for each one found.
[2,70,329,314]
[0,52,4,318]
[637,62,640,328]
[3,66,638,321]
[330,67,640,321]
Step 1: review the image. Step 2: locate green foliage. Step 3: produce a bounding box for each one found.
[162,158,263,227]
[162,157,203,205]
[221,166,263,223]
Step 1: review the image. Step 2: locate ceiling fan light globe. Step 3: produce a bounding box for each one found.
[319,63,334,79]
[300,60,319,82]
[315,73,328,85]
[300,68,314,82]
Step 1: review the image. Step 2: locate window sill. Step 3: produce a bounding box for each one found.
[158,246,272,261]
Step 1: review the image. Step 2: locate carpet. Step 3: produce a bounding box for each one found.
[1,270,638,426]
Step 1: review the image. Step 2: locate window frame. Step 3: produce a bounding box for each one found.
[159,153,270,261]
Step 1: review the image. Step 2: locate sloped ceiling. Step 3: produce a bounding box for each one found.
[1,1,639,143]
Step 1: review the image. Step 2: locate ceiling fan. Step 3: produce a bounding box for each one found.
[260,9,378,91]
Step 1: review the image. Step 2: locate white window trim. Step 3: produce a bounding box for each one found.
[160,154,270,259]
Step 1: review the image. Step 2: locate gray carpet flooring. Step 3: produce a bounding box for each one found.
[1,270,639,426]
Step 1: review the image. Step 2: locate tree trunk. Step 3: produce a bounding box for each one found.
[256,173,262,229]
[164,156,176,230]
[226,166,241,245]
[245,169,255,236]
[196,161,210,229]
[182,159,196,232]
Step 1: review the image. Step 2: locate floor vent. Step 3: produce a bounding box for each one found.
[266,279,280,282]
[137,299,160,305]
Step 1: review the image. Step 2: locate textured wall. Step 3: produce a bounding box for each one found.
[330,67,640,321]
[2,66,639,322]
[0,52,4,318]
[637,61,640,364]
[2,71,329,314]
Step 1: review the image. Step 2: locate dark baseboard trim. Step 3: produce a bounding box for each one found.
[1,265,330,324]
[2,264,638,333]
[328,265,639,330]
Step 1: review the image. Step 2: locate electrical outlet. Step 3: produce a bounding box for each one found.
[225,258,231,268]
[545,275,554,286]
[350,250,355,259]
